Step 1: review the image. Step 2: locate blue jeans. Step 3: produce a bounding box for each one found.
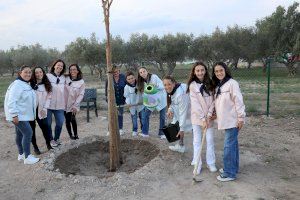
[223,127,239,178]
[15,121,33,158]
[118,107,124,130]
[131,111,138,132]
[141,107,166,135]
[47,109,65,141]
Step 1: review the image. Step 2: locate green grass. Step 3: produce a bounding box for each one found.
[0,76,14,107]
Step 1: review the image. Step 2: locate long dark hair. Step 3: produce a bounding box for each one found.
[163,75,178,108]
[50,59,66,76]
[69,63,83,79]
[211,61,232,85]
[31,67,52,93]
[186,61,213,93]
[137,67,152,93]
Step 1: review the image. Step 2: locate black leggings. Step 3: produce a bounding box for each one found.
[29,116,51,150]
[64,112,78,137]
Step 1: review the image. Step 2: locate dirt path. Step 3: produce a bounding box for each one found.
[0,109,299,200]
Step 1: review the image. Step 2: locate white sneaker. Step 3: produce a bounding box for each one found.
[18,154,25,161]
[132,131,138,136]
[119,129,124,135]
[207,165,218,172]
[140,133,149,137]
[169,144,185,153]
[50,140,58,147]
[160,135,166,139]
[24,154,40,165]
[195,168,201,175]
[219,168,224,173]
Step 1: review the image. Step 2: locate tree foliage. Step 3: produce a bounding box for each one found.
[0,2,299,76]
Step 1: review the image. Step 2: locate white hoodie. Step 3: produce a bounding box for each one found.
[4,79,36,121]
[168,83,192,132]
[124,84,144,115]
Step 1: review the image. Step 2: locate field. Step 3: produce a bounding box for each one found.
[0,65,299,200]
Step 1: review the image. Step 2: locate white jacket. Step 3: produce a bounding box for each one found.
[4,79,36,121]
[65,76,85,112]
[47,73,66,110]
[214,79,246,130]
[189,81,215,128]
[124,84,144,115]
[35,84,51,119]
[144,74,167,112]
[169,84,192,132]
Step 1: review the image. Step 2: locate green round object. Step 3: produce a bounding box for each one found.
[144,84,158,94]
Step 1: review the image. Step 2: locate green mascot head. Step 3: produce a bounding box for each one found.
[143,83,160,108]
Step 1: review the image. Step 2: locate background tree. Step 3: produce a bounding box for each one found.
[0,50,13,76]
[159,33,192,75]
[256,2,300,76]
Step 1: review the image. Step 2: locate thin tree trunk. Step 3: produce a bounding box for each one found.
[101,0,121,172]
[89,66,94,75]
[166,61,176,75]
[11,68,15,77]
[285,62,297,77]
[157,61,165,77]
[247,61,252,69]
[262,59,267,74]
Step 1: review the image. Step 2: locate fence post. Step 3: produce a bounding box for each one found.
[266,58,271,117]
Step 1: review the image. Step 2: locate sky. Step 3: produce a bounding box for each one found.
[0,0,297,50]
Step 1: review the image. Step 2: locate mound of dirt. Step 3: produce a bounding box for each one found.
[54,139,159,178]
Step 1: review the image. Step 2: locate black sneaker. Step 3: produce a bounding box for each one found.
[70,136,76,140]
[47,144,53,151]
[217,174,236,182]
[34,148,41,155]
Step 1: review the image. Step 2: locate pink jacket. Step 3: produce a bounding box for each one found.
[65,76,85,112]
[47,73,66,110]
[214,79,246,130]
[35,84,52,119]
[189,81,215,127]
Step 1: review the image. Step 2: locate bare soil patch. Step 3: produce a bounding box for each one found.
[54,139,159,178]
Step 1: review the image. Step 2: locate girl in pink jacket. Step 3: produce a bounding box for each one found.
[46,59,67,146]
[64,64,85,140]
[187,62,217,175]
[212,62,246,182]
[29,67,53,152]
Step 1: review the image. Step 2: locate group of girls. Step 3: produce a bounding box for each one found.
[105,65,167,139]
[120,61,245,182]
[163,61,245,182]
[4,59,85,165]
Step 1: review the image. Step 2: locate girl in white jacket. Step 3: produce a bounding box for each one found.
[64,64,85,140]
[4,65,40,164]
[163,75,192,153]
[137,67,167,139]
[123,71,144,136]
[46,59,66,146]
[187,62,217,174]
